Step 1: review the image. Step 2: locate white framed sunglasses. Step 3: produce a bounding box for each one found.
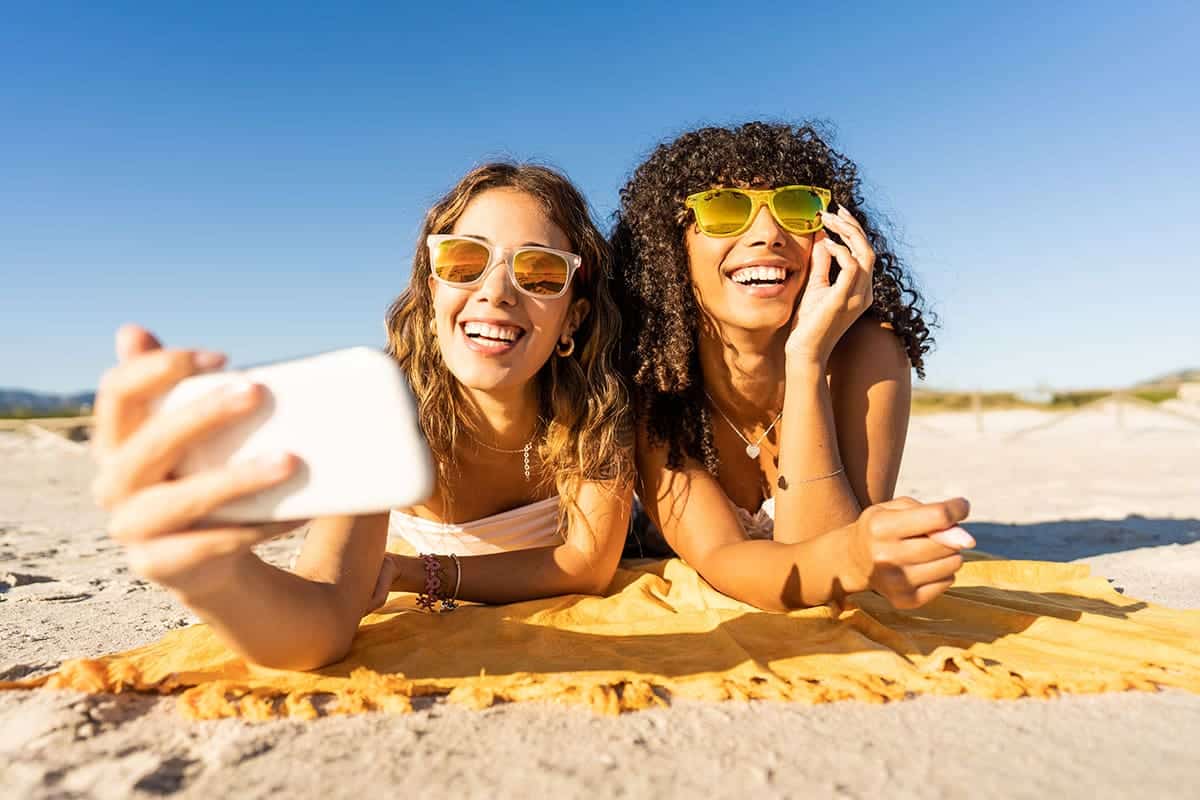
[426,234,583,299]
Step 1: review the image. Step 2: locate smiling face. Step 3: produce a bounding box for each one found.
[684,191,817,334]
[429,188,590,393]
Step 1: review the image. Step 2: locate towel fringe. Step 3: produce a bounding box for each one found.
[4,558,1199,720]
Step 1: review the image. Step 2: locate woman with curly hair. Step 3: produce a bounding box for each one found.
[612,122,974,612]
[90,163,634,670]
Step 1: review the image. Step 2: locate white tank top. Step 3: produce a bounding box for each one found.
[387,496,562,556]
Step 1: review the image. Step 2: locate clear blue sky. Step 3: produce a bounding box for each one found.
[2,1,1197,393]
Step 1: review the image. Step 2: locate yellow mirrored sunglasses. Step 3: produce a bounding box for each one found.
[684,185,832,237]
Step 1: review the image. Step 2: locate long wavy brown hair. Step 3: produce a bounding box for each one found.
[611,121,935,474]
[386,163,632,530]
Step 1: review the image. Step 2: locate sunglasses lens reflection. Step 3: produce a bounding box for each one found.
[432,239,491,283]
[694,190,753,235]
[513,250,571,296]
[772,188,825,233]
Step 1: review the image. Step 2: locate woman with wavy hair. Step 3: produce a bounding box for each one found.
[90,163,634,670]
[612,122,974,612]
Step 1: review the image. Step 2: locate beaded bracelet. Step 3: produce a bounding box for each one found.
[416,553,460,612]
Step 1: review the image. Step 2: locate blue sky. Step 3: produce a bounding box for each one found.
[2,1,1197,393]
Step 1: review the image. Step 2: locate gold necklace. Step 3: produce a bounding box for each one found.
[461,424,540,481]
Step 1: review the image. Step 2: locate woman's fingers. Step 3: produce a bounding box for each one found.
[837,207,876,301]
[897,551,964,586]
[872,496,922,511]
[115,324,163,363]
[107,452,298,542]
[876,557,961,610]
[869,498,971,541]
[820,210,875,305]
[822,239,872,315]
[822,208,875,268]
[836,205,868,238]
[367,553,401,614]
[822,237,862,296]
[860,497,972,609]
[908,578,956,608]
[806,231,835,290]
[887,534,964,566]
[814,227,868,311]
[93,380,265,508]
[928,526,977,550]
[93,347,227,456]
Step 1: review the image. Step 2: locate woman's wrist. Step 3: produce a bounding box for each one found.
[391,554,428,594]
[830,523,871,599]
[784,354,829,386]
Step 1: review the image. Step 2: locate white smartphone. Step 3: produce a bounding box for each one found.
[155,347,435,523]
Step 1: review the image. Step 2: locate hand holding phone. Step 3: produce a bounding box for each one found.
[155,346,435,523]
[91,329,435,602]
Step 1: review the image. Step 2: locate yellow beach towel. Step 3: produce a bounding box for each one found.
[5,556,1199,720]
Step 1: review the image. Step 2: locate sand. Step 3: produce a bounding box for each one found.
[2,401,1199,798]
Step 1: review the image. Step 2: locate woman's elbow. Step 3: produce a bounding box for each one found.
[243,632,354,672]
[565,556,619,596]
[571,569,616,596]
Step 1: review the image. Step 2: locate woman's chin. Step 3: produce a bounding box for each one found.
[445,359,539,395]
[712,306,795,335]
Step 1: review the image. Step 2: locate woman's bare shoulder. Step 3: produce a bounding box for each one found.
[831,315,910,376]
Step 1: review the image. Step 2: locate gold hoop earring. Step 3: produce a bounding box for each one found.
[556,336,575,358]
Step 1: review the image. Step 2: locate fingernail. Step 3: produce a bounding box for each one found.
[256,452,295,477]
[941,526,976,549]
[193,351,226,370]
[222,379,257,399]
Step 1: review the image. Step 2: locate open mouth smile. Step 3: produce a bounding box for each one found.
[724,264,798,299]
[459,320,527,355]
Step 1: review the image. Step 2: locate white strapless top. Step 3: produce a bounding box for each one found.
[388,496,561,556]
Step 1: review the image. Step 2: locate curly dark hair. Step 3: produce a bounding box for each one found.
[611,121,935,474]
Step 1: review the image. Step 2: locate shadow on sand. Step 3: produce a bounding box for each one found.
[967,516,1200,561]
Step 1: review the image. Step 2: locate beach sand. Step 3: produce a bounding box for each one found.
[3,401,1199,798]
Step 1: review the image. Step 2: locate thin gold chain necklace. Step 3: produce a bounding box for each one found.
[461,423,541,481]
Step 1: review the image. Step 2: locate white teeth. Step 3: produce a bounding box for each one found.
[731,266,787,284]
[463,321,522,342]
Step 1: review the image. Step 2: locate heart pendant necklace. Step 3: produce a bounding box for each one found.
[704,390,783,460]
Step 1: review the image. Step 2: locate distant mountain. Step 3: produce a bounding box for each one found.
[0,389,95,415]
[1136,369,1200,388]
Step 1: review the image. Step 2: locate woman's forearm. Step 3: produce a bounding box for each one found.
[693,527,863,611]
[391,543,614,605]
[773,360,862,543]
[174,552,359,671]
